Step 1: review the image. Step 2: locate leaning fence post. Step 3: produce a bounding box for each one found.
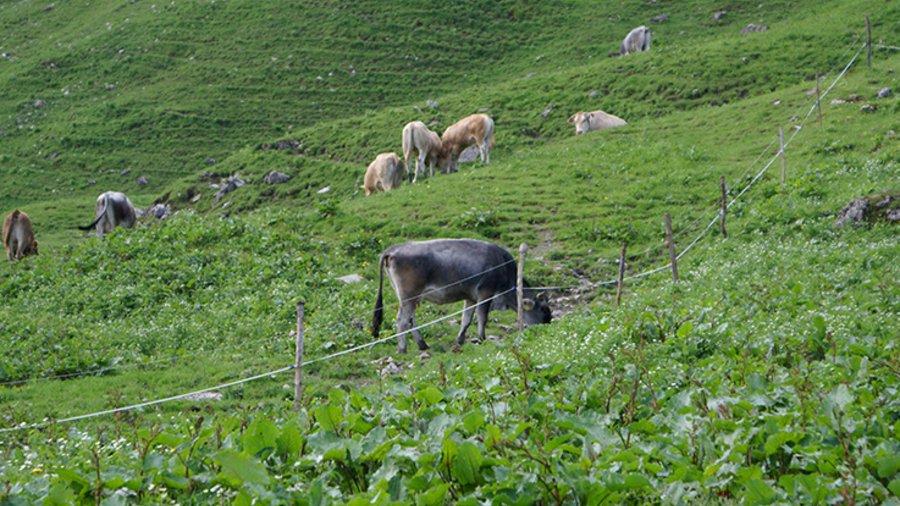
[664,213,679,283]
[293,301,305,411]
[866,15,872,67]
[615,241,627,306]
[517,243,528,332]
[815,74,823,124]
[720,176,728,238]
[778,128,786,185]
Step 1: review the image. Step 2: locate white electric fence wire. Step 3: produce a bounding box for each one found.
[0,289,515,433]
[873,44,900,50]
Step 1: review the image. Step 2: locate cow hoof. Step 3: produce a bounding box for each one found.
[451,344,463,353]
[397,347,407,354]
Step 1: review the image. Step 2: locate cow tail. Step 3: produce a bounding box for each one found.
[78,195,108,231]
[371,253,387,338]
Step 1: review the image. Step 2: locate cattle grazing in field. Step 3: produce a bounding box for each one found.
[620,25,652,55]
[439,113,495,174]
[567,110,627,135]
[371,239,552,353]
[3,210,38,261]
[362,152,405,196]
[78,191,137,238]
[401,121,443,183]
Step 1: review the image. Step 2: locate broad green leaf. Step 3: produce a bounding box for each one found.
[415,386,445,406]
[764,431,800,456]
[162,472,190,490]
[485,424,503,447]
[676,321,693,338]
[451,442,483,486]
[889,478,900,498]
[462,410,484,433]
[416,483,450,506]
[743,478,775,504]
[215,448,271,487]
[878,455,900,478]
[242,417,278,458]
[829,384,853,411]
[314,405,343,433]
[276,423,304,459]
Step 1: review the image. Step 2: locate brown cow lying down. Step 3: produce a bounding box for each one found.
[3,210,38,261]
[371,238,552,353]
[402,121,443,183]
[362,152,405,196]
[620,25,652,55]
[439,113,494,174]
[78,191,137,238]
[567,110,627,135]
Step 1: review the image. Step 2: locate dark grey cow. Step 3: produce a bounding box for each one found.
[78,191,137,238]
[371,239,552,353]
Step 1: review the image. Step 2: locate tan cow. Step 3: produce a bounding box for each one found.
[567,110,627,135]
[362,152,405,196]
[3,210,38,262]
[439,113,494,174]
[78,191,137,238]
[620,25,652,55]
[402,121,443,183]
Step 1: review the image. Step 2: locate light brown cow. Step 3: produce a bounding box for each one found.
[567,110,627,135]
[620,25,652,55]
[362,152,405,196]
[402,121,443,183]
[78,191,137,238]
[439,113,494,174]
[3,210,38,262]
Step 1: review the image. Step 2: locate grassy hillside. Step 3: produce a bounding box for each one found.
[0,0,898,503]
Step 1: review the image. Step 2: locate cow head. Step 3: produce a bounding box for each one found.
[30,240,38,256]
[437,147,454,174]
[522,291,552,325]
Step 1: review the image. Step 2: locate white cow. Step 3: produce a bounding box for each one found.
[78,191,137,238]
[620,26,652,55]
[567,110,627,135]
[439,113,494,174]
[362,152,405,196]
[401,121,443,183]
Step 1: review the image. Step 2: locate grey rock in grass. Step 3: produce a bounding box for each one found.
[541,104,555,118]
[426,99,439,109]
[877,87,891,98]
[741,24,768,34]
[33,99,46,108]
[136,176,148,185]
[712,11,726,21]
[146,203,170,220]
[651,14,669,23]
[860,104,878,113]
[336,273,364,284]
[835,193,899,227]
[264,170,290,184]
[214,174,245,203]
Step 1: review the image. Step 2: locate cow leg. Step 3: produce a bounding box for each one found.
[475,298,492,343]
[418,152,428,180]
[396,301,429,352]
[456,301,477,346]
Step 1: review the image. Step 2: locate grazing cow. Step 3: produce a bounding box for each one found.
[3,210,38,261]
[361,152,405,196]
[78,191,137,238]
[371,239,552,353]
[567,110,627,135]
[439,113,495,174]
[402,121,443,183]
[620,25,652,55]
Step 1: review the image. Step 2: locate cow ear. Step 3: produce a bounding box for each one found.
[567,114,576,124]
[523,298,535,311]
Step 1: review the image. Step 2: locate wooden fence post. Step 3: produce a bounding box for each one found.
[664,213,679,283]
[293,301,305,411]
[615,241,627,306]
[778,128,786,185]
[720,176,728,238]
[866,15,872,68]
[517,243,528,332]
[815,74,823,124]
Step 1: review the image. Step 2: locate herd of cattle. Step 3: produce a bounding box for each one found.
[3,25,651,350]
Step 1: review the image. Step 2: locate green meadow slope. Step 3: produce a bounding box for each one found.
[0,0,898,503]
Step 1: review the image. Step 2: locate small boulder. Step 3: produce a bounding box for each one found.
[146,203,170,220]
[136,176,148,185]
[860,104,878,113]
[214,174,245,203]
[712,11,726,21]
[651,14,669,23]
[458,145,480,163]
[835,192,899,227]
[741,24,768,33]
[336,274,364,284]
[541,104,555,118]
[264,170,290,184]
[426,99,439,109]
[877,87,892,99]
